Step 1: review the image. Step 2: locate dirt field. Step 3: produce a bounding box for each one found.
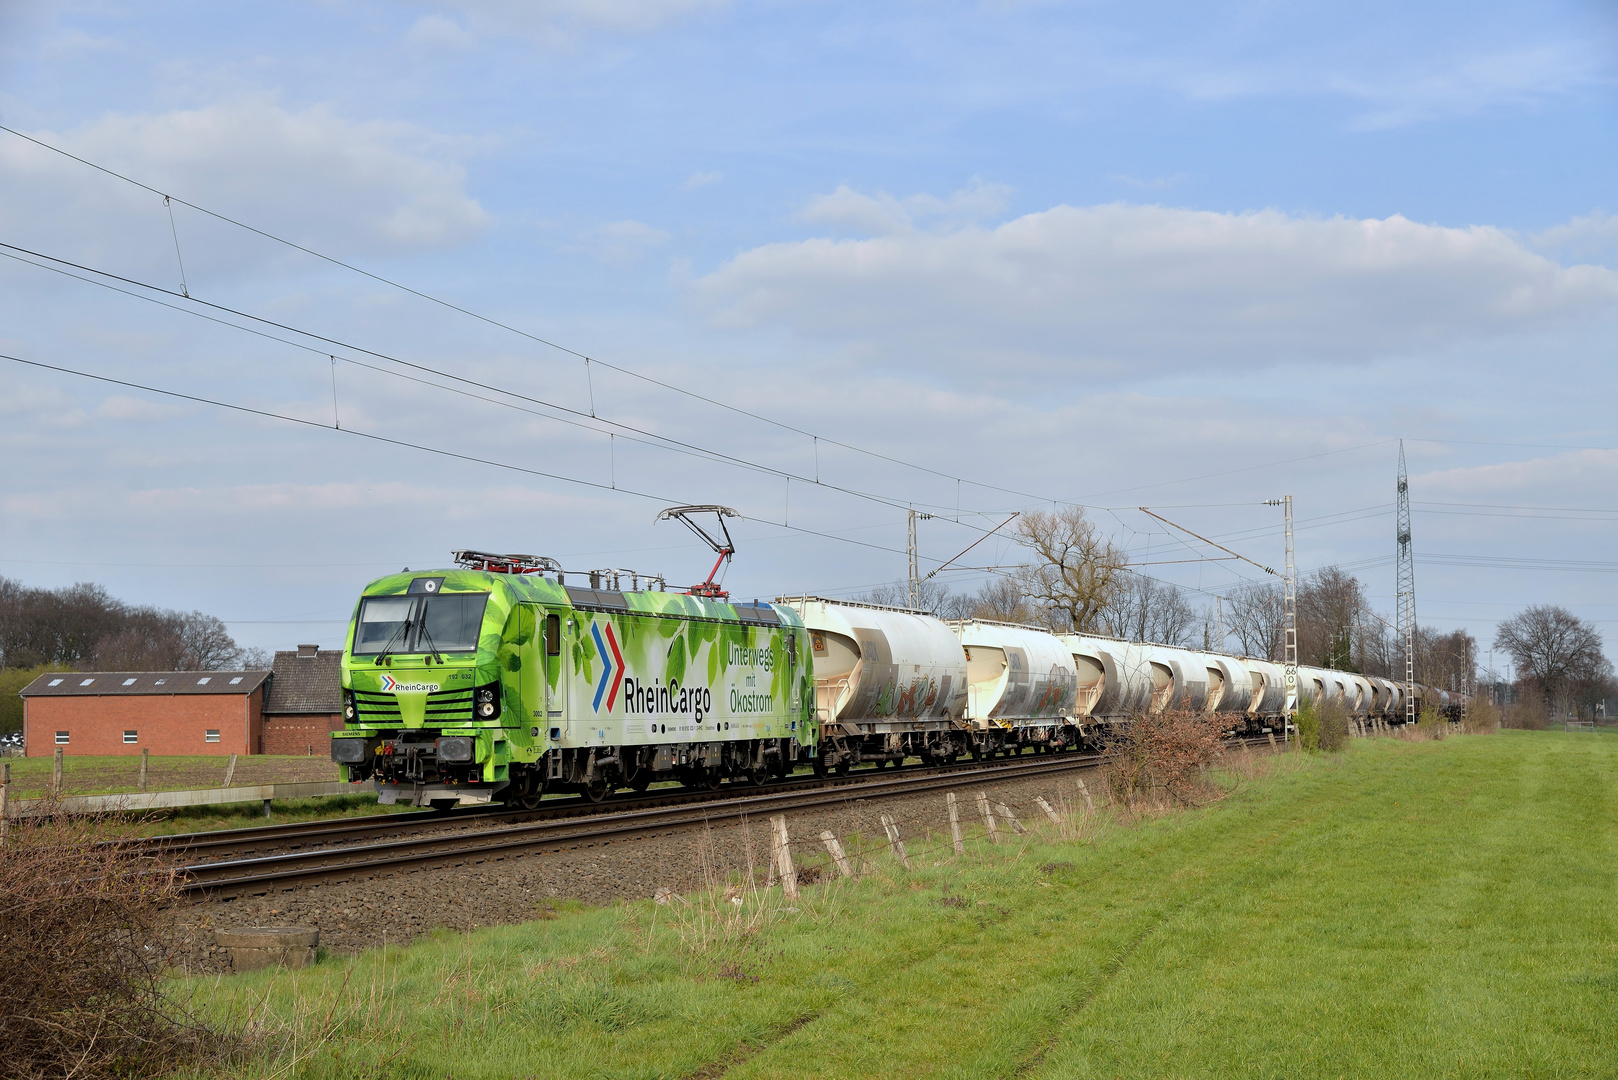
[3,753,340,798]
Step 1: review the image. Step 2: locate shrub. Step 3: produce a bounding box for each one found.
[1316,698,1350,753]
[1101,710,1230,809]
[1416,705,1447,740]
[1294,697,1320,753]
[1504,698,1550,730]
[1464,697,1501,734]
[0,802,234,1079]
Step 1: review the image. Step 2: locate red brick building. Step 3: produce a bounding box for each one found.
[21,670,271,757]
[261,645,344,756]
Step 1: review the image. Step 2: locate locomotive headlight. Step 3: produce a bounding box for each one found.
[330,738,369,764]
[476,688,495,703]
[473,682,501,720]
[344,703,357,721]
[436,736,474,762]
[478,701,497,718]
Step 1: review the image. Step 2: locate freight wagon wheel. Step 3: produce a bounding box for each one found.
[811,757,829,779]
[834,759,851,777]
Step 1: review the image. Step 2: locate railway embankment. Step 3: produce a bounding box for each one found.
[166,730,1618,1079]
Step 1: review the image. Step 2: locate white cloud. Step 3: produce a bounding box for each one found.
[0,99,489,283]
[94,395,193,424]
[583,219,671,266]
[693,197,1618,379]
[414,0,727,39]
[800,180,1011,236]
[1531,213,1618,269]
[406,15,476,51]
[1335,43,1607,130]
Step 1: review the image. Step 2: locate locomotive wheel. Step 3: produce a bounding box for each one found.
[580,776,612,803]
[736,768,765,787]
[626,768,652,793]
[507,778,544,811]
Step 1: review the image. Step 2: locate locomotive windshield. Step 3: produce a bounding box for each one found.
[353,593,489,654]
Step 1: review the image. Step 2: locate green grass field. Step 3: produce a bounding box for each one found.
[180,731,1618,1079]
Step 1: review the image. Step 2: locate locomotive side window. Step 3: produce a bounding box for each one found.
[545,613,561,656]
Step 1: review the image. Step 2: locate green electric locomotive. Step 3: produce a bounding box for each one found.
[330,550,818,808]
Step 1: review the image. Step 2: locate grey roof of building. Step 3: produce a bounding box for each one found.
[20,670,271,697]
[263,649,344,714]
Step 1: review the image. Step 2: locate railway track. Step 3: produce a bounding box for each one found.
[177,750,1111,897]
[147,748,1091,860]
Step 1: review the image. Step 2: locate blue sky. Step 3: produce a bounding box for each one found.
[0,0,1614,672]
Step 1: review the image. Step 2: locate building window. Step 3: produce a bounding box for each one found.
[197,677,211,685]
[79,678,94,686]
[122,678,137,686]
[123,731,138,744]
[47,678,63,687]
[229,676,243,685]
[205,730,220,743]
[155,678,167,685]
[55,731,69,745]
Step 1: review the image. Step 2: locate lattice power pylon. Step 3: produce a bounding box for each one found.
[1396,442,1417,725]
[1283,495,1297,738]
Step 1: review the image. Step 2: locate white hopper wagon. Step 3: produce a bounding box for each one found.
[952,620,1079,755]
[774,596,968,772]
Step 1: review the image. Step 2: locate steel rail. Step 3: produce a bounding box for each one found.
[179,752,1113,897]
[147,749,1092,857]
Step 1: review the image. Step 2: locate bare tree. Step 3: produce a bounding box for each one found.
[1013,507,1125,633]
[1224,580,1283,660]
[1101,574,1198,647]
[1495,605,1612,713]
[1,575,251,671]
[1297,565,1368,670]
[969,577,1033,623]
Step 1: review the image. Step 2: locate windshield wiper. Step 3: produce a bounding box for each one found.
[373,602,415,666]
[418,613,444,664]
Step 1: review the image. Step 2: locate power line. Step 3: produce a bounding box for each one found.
[0,239,1007,530]
[0,122,1081,512]
[0,351,934,566]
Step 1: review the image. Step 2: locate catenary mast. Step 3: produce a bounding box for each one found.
[1396,441,1416,724]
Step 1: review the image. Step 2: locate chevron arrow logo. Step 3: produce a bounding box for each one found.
[590,621,624,713]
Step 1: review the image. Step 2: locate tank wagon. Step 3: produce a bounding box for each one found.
[331,552,816,808]
[331,552,1469,804]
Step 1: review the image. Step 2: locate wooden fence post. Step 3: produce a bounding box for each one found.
[1074,777,1096,814]
[770,814,799,900]
[820,830,853,877]
[995,802,1028,835]
[0,772,8,845]
[53,746,63,794]
[946,792,965,855]
[977,791,1000,844]
[139,748,149,792]
[1267,732,1277,748]
[879,813,911,870]
[223,753,238,788]
[1035,796,1062,825]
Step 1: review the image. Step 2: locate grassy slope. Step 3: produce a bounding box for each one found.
[184,732,1618,1079]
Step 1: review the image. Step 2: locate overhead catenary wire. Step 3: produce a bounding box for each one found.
[0,239,1011,531]
[0,123,1087,512]
[0,351,936,565]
